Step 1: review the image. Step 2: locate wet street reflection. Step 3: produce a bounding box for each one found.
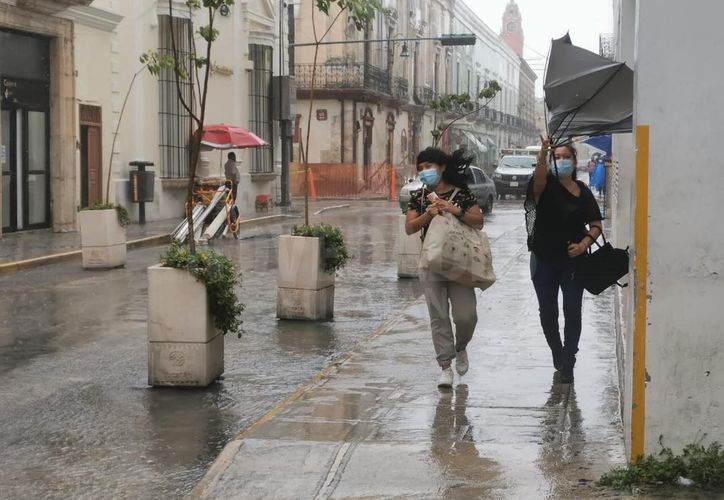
[431,385,502,498]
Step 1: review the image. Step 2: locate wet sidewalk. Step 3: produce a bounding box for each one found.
[191,223,628,499]
[0,204,304,268]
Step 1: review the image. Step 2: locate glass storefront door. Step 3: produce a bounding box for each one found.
[1,29,50,232]
[0,107,49,231]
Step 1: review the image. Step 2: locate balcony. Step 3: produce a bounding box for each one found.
[392,77,409,100]
[293,62,409,100]
[413,86,436,105]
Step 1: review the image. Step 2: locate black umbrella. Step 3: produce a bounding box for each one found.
[544,34,633,143]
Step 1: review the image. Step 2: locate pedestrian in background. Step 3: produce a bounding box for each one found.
[224,151,240,203]
[405,147,485,388]
[524,137,603,383]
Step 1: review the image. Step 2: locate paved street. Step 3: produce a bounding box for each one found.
[0,199,630,499]
[0,200,423,499]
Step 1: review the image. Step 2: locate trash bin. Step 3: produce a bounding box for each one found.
[129,160,155,224]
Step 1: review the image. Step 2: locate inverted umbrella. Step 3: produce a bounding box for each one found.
[544,34,633,143]
[200,124,269,150]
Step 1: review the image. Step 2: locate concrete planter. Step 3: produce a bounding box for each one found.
[78,208,127,269]
[147,264,224,387]
[397,214,422,278]
[277,235,335,321]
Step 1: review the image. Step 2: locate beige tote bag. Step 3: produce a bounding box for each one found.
[418,204,496,290]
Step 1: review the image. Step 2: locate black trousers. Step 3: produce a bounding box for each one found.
[230,182,238,203]
[530,253,584,371]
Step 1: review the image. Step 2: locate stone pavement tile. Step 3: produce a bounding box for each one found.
[192,213,628,498]
[193,286,628,499]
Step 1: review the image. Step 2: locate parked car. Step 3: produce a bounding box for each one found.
[398,165,497,214]
[492,155,537,198]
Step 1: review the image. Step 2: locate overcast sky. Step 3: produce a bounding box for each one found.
[469,0,613,96]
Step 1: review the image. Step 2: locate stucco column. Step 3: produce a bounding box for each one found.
[50,23,77,232]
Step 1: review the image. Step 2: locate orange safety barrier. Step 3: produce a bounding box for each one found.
[308,169,317,200]
[290,163,392,200]
[389,165,397,201]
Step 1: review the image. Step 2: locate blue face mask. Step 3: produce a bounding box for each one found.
[419,168,441,187]
[553,159,574,177]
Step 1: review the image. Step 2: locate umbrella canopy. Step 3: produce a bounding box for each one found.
[544,34,633,143]
[200,124,269,150]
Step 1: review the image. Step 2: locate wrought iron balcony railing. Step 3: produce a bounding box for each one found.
[413,86,436,105]
[293,62,406,98]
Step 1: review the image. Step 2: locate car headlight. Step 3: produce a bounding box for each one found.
[493,173,502,179]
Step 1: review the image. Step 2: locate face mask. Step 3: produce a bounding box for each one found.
[553,159,574,177]
[419,168,441,187]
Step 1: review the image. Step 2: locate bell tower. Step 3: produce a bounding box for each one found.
[501,0,524,57]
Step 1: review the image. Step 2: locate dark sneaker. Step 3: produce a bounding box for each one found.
[560,369,574,384]
[552,351,563,371]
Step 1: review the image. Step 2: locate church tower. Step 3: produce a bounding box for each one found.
[501,0,524,57]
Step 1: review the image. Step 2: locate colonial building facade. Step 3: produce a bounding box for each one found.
[290,0,537,181]
[1,0,282,235]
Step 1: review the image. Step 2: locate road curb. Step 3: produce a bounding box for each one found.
[188,312,408,499]
[314,204,351,215]
[0,214,298,275]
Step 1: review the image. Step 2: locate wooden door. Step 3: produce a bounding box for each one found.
[86,126,102,205]
[79,105,103,207]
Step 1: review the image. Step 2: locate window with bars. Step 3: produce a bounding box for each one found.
[249,44,273,174]
[158,15,193,179]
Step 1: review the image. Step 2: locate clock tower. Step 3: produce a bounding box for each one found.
[501,0,524,57]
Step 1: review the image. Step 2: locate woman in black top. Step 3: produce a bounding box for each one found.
[406,147,484,389]
[525,137,603,383]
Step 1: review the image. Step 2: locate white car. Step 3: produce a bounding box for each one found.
[399,166,497,213]
[492,155,537,198]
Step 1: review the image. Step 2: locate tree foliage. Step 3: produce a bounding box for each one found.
[140,0,235,254]
[429,80,502,146]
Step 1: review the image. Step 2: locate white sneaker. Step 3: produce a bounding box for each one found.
[456,350,469,376]
[437,367,454,388]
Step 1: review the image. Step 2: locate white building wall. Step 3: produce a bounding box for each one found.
[70,0,278,221]
[612,0,636,455]
[615,0,724,455]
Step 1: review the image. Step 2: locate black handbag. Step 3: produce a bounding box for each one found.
[574,234,629,295]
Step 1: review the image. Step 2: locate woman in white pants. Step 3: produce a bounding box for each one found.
[405,147,485,388]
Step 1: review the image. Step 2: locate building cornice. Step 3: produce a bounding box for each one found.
[58,5,123,32]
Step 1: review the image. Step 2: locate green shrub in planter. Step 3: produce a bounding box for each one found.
[292,223,351,273]
[161,243,244,337]
[82,203,131,227]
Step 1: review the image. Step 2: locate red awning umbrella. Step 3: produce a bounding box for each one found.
[200,124,269,150]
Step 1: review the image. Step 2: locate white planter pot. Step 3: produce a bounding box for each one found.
[147,264,224,387]
[397,214,422,279]
[78,209,127,269]
[277,235,335,320]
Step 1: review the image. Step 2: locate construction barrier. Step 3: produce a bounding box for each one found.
[290,163,394,200]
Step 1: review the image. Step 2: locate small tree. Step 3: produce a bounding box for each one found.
[300,0,383,225]
[429,80,502,148]
[141,0,234,254]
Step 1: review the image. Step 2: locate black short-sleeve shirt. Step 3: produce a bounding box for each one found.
[407,186,478,238]
[527,177,602,261]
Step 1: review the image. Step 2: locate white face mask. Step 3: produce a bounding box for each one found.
[553,159,574,177]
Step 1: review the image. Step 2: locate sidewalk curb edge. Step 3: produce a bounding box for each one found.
[187,313,407,499]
